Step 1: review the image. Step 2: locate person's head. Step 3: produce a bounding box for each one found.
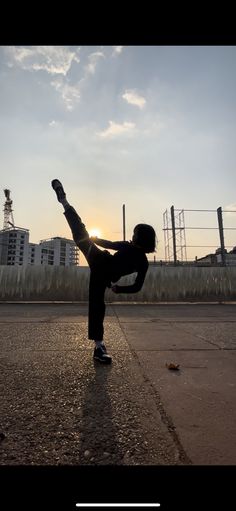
[132,224,157,253]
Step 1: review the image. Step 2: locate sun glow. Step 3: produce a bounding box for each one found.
[89,228,101,238]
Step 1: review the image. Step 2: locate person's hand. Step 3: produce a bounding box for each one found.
[111,285,119,293]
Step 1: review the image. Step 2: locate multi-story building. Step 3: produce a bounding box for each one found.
[0,230,79,266]
[1,189,79,266]
[0,227,29,266]
[37,237,79,266]
[28,243,42,265]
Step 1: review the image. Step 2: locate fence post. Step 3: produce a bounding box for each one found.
[170,205,177,265]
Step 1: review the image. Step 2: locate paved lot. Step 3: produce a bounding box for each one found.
[0,302,236,466]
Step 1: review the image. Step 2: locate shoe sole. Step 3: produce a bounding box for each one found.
[51,179,63,189]
[51,180,66,200]
[52,180,64,190]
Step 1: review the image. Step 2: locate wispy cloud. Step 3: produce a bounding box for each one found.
[97,121,135,138]
[4,46,80,76]
[50,78,81,110]
[112,46,124,57]
[122,89,146,109]
[49,120,59,127]
[85,51,105,75]
[50,50,105,111]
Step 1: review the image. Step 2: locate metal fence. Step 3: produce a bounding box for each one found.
[163,206,236,265]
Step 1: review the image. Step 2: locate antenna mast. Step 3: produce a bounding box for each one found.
[3,189,15,229]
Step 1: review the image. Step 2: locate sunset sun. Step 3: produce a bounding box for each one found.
[89,228,101,238]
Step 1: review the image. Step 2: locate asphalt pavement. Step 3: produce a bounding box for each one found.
[0,302,236,466]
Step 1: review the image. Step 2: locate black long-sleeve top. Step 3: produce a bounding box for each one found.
[93,238,149,293]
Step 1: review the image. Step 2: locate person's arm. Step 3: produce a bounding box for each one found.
[112,263,148,294]
[91,237,128,250]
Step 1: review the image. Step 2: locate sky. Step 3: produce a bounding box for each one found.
[0,45,236,265]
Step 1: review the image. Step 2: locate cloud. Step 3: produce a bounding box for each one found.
[50,78,81,110]
[97,121,135,138]
[85,51,105,75]
[49,120,59,127]
[4,46,80,76]
[112,46,124,56]
[122,89,146,109]
[49,50,105,110]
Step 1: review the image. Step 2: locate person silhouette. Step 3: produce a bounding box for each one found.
[51,179,157,364]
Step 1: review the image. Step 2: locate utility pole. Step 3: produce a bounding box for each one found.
[217,207,226,266]
[122,204,126,241]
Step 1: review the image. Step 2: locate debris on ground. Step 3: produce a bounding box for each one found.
[166,363,180,371]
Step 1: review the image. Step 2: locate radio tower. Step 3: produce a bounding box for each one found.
[3,189,15,230]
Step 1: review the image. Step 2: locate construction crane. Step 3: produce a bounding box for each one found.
[3,189,15,230]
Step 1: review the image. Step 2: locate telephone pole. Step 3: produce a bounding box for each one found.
[122,204,126,241]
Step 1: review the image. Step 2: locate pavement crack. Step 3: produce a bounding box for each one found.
[172,323,221,349]
[111,305,192,465]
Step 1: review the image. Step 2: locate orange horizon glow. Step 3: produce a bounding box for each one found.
[88,228,102,238]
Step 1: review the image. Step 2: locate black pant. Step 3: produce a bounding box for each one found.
[64,206,112,341]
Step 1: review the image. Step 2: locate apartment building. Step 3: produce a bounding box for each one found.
[0,230,79,266]
[37,237,79,266]
[0,227,29,265]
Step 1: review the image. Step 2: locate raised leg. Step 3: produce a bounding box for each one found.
[63,205,100,266]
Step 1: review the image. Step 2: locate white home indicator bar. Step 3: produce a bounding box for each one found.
[76,505,160,508]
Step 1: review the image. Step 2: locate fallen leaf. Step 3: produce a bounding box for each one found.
[166,362,180,371]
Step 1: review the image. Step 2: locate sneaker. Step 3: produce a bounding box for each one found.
[51,179,66,202]
[93,345,112,364]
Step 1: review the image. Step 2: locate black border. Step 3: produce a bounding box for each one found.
[1,6,236,46]
[1,465,235,510]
